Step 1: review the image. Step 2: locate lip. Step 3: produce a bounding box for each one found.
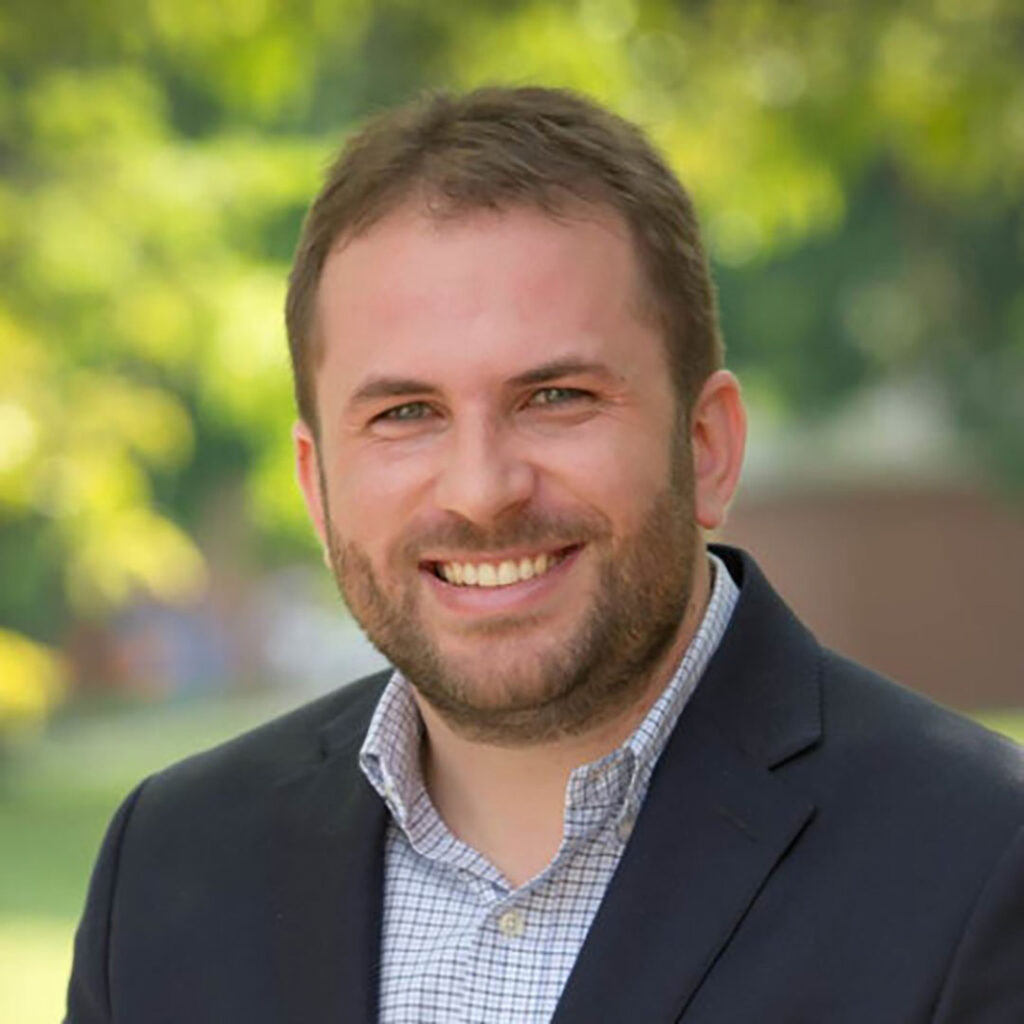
[420,544,584,618]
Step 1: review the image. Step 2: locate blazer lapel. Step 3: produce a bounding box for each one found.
[553,547,823,1023]
[552,714,815,1023]
[269,678,389,1024]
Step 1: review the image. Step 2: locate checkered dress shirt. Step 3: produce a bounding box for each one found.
[359,553,739,1023]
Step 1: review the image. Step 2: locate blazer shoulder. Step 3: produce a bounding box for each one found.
[817,647,1024,819]
[136,669,391,807]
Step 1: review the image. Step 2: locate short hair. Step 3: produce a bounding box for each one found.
[285,86,723,430]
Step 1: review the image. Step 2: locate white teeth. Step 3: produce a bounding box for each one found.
[441,563,463,585]
[436,550,568,588]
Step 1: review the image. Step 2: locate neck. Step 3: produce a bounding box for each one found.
[415,552,712,887]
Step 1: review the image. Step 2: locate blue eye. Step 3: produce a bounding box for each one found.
[529,387,590,406]
[378,401,432,422]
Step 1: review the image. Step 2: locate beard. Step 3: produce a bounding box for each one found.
[320,455,698,746]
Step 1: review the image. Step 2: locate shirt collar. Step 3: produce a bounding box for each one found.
[360,551,739,845]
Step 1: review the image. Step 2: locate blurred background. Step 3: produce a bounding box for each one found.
[1,0,1022,1018]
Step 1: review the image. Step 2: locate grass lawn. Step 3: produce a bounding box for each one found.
[0,692,296,1024]
[2,698,1022,1024]
[974,709,1024,746]
[0,917,75,1024]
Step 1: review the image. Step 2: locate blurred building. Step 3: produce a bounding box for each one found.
[720,484,1023,710]
[720,383,1023,710]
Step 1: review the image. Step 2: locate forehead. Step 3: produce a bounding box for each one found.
[313,202,662,399]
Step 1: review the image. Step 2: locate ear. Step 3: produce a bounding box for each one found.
[293,419,329,550]
[690,370,747,531]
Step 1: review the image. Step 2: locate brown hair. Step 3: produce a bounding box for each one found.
[285,86,723,430]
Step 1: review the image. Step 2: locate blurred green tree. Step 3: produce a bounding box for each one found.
[1,0,1021,715]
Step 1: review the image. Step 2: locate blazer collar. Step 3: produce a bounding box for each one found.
[691,544,823,769]
[552,545,823,1022]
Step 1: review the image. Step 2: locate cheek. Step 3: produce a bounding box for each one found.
[356,442,438,494]
[538,422,676,522]
[326,451,436,559]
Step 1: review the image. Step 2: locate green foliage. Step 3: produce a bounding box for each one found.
[1,0,1021,674]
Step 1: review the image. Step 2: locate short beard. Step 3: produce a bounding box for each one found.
[320,452,698,746]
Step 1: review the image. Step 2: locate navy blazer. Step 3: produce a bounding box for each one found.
[66,547,1024,1022]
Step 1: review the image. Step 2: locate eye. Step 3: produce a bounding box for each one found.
[374,401,434,423]
[528,386,592,407]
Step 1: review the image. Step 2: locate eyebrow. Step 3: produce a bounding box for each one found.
[346,358,617,410]
[348,376,441,407]
[509,358,617,388]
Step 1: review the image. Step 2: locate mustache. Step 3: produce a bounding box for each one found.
[395,509,611,561]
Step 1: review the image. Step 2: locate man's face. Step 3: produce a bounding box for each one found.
[298,204,702,743]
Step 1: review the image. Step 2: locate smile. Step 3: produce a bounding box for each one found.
[427,546,578,588]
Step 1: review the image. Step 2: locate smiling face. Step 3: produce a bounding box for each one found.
[295,203,714,743]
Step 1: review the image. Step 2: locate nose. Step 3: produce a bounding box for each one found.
[433,417,537,525]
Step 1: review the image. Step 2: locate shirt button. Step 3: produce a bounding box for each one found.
[617,815,635,842]
[497,909,525,938]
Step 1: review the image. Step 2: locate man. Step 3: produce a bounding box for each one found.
[67,87,1024,1023]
